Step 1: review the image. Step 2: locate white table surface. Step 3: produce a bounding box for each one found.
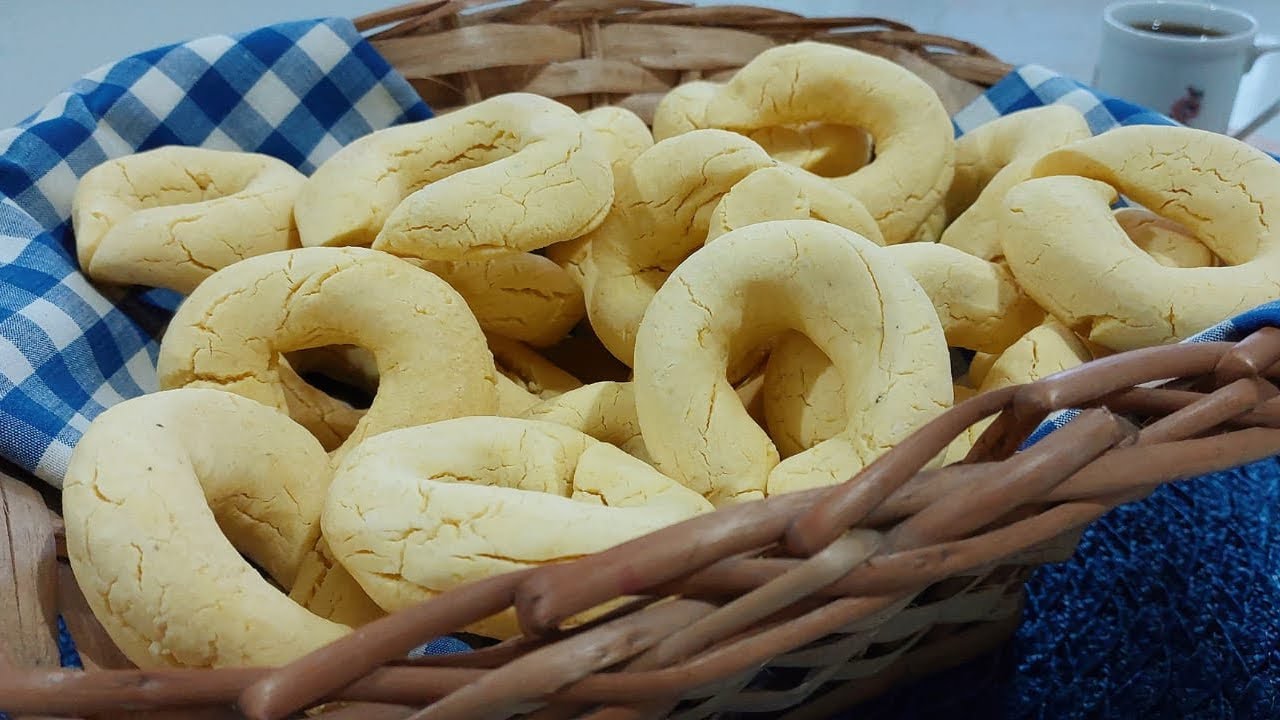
[2,0,1279,142]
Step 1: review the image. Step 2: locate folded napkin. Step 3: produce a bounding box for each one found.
[1,22,1277,719]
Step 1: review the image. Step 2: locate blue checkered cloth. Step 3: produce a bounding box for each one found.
[0,17,431,485]
[3,29,1279,717]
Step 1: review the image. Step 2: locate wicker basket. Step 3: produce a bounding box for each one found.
[6,2,1279,719]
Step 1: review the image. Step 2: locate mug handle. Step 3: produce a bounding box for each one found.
[1232,38,1280,139]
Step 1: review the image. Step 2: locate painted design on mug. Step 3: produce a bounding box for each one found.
[1170,86,1204,124]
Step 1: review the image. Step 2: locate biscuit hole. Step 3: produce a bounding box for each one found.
[756,122,874,178]
[284,345,379,410]
[1113,200,1223,268]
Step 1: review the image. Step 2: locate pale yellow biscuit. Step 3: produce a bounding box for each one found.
[762,332,845,458]
[62,389,349,668]
[295,93,613,260]
[323,417,713,638]
[909,203,949,243]
[966,350,998,388]
[633,220,951,504]
[419,252,585,347]
[521,381,651,463]
[885,242,1045,353]
[705,164,884,244]
[698,43,954,245]
[585,129,775,365]
[545,106,655,289]
[489,334,582,398]
[1001,125,1280,351]
[277,361,365,452]
[941,105,1091,261]
[941,319,1092,464]
[489,334,583,416]
[156,247,499,458]
[704,162,1040,352]
[71,146,304,294]
[289,538,388,627]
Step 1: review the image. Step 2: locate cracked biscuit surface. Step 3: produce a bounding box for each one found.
[632,220,951,505]
[62,389,349,668]
[1000,125,1280,351]
[585,129,776,365]
[417,251,585,347]
[71,146,304,294]
[546,106,654,290]
[705,164,883,244]
[521,381,651,463]
[695,42,954,245]
[941,105,1091,261]
[323,417,712,638]
[295,93,613,260]
[155,246,499,458]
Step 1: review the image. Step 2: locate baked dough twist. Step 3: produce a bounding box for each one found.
[940,105,1091,261]
[418,252,585,347]
[72,146,304,294]
[156,247,499,458]
[695,42,954,245]
[323,417,713,638]
[295,93,613,259]
[63,389,348,668]
[545,106,655,290]
[1000,125,1280,351]
[633,219,951,504]
[585,129,775,365]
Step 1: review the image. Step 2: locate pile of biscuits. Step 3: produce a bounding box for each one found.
[61,41,1280,670]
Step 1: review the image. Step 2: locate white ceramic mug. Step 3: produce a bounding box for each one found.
[1093,1,1280,133]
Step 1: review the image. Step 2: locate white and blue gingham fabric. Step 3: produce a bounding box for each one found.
[0,18,431,485]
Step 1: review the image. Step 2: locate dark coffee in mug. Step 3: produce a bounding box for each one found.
[1128,20,1228,39]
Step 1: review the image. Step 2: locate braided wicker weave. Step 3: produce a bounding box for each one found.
[8,2,1276,719]
[354,0,1015,120]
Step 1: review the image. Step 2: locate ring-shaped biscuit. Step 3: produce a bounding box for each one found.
[72,146,304,294]
[295,93,613,260]
[419,252,586,347]
[940,105,1091,261]
[697,42,955,245]
[705,167,1042,353]
[1000,125,1280,351]
[633,219,951,504]
[546,106,655,289]
[652,80,873,177]
[156,247,499,458]
[323,417,713,638]
[62,389,349,668]
[585,129,775,365]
